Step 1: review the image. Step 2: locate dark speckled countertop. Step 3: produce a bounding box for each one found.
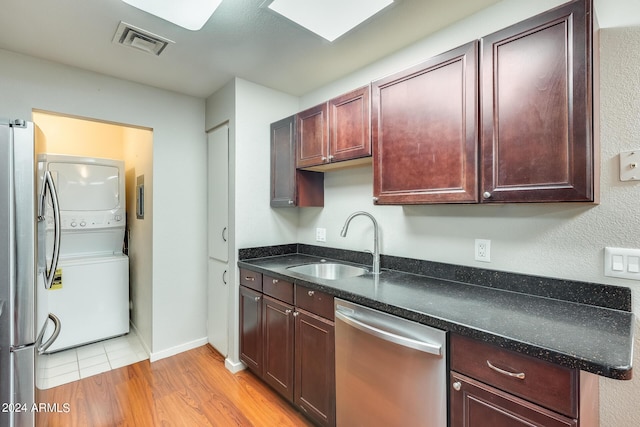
[238,244,634,380]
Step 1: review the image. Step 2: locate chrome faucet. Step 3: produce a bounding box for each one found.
[340,211,380,275]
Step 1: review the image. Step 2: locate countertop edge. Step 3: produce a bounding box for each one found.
[237,258,634,381]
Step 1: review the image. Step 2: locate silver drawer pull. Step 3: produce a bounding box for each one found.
[486,360,526,380]
[307,290,315,297]
[272,279,279,284]
[245,276,255,281]
[254,296,261,302]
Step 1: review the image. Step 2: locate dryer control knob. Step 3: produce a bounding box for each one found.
[80,221,86,227]
[70,222,77,227]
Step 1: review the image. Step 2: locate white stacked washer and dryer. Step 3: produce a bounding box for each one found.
[37,154,130,353]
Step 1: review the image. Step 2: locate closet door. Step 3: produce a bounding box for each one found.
[207,124,229,355]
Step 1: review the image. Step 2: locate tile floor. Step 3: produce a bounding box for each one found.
[37,328,148,390]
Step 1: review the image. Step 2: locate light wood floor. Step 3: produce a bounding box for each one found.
[37,345,313,427]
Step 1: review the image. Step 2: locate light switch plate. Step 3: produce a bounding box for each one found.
[315,227,326,242]
[604,247,640,280]
[619,150,640,181]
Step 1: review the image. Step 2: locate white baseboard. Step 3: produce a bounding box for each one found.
[149,337,208,362]
[225,357,246,374]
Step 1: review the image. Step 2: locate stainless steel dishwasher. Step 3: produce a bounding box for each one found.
[335,299,447,427]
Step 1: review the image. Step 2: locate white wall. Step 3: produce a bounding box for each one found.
[595,26,640,427]
[0,48,208,359]
[205,78,299,368]
[123,126,154,354]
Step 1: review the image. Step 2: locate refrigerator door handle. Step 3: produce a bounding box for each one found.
[38,170,61,290]
[36,313,61,354]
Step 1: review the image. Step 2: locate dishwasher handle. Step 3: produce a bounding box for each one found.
[335,309,442,356]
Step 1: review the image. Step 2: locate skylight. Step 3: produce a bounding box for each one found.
[264,0,395,42]
[121,0,223,31]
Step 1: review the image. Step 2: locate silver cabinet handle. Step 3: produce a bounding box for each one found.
[288,200,294,205]
[335,310,442,356]
[321,156,327,162]
[483,191,492,199]
[244,276,255,281]
[293,311,299,317]
[221,227,228,242]
[285,309,292,315]
[222,270,228,285]
[272,279,279,284]
[486,360,526,380]
[307,290,315,297]
[254,296,261,302]
[452,381,462,391]
[372,197,379,202]
[328,155,334,161]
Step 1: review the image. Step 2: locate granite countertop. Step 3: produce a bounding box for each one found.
[238,245,634,380]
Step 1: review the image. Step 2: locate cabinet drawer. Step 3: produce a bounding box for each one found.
[450,372,576,427]
[295,285,334,321]
[451,334,578,418]
[263,276,294,304]
[240,269,262,292]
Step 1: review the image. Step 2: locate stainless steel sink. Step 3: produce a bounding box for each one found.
[287,262,368,280]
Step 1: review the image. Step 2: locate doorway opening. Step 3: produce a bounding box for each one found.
[32,110,153,387]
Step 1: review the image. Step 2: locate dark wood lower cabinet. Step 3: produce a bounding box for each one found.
[239,286,262,375]
[450,334,599,427]
[239,278,336,427]
[295,309,335,427]
[450,372,577,427]
[263,295,295,401]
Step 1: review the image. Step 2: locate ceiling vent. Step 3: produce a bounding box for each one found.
[112,21,174,56]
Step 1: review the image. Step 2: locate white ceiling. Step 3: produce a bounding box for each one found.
[0,0,637,99]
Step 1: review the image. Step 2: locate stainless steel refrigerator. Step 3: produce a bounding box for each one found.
[1,119,61,427]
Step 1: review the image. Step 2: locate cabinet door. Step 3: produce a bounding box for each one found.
[297,103,329,168]
[207,258,229,356]
[481,0,594,203]
[450,372,577,427]
[270,115,324,207]
[270,115,297,207]
[295,309,335,427]
[329,86,371,162]
[372,41,479,204]
[239,286,262,375]
[262,295,295,402]
[207,124,229,262]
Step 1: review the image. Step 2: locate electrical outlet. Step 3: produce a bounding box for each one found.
[475,239,491,262]
[315,227,326,242]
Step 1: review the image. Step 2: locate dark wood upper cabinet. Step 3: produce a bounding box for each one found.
[270,115,324,207]
[329,86,371,163]
[481,0,595,203]
[297,104,329,168]
[372,41,479,204]
[297,86,372,170]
